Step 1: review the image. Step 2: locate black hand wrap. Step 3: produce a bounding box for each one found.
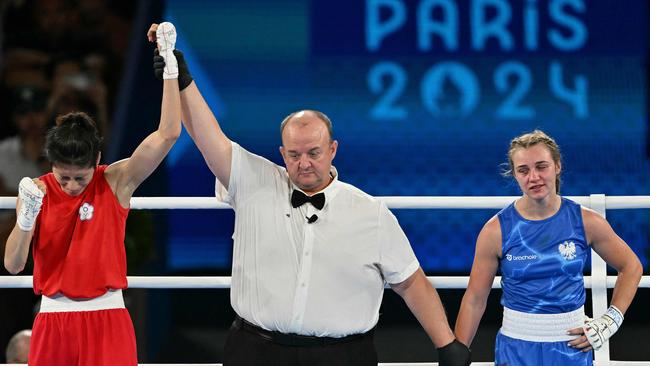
[437,339,471,366]
[153,48,193,91]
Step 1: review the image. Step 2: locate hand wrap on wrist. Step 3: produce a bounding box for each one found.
[156,22,178,79]
[583,305,624,350]
[17,177,44,231]
[153,49,193,90]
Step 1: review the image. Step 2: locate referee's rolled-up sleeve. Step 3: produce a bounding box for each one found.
[377,202,420,284]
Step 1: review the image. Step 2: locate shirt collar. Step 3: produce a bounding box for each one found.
[290,166,341,207]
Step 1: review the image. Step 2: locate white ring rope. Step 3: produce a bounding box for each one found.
[0,275,648,289]
[2,195,650,210]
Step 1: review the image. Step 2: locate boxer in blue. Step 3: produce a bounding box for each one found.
[454,130,642,365]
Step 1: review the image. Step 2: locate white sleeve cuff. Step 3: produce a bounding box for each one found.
[386,259,419,285]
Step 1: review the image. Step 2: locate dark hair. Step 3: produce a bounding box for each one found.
[280,110,334,142]
[45,112,102,168]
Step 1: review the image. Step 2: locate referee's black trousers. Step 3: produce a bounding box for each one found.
[223,318,378,366]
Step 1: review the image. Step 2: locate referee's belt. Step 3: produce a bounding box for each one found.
[233,316,374,347]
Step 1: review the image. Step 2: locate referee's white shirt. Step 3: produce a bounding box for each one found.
[216,142,419,337]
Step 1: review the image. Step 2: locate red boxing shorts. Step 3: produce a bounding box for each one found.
[29,290,137,366]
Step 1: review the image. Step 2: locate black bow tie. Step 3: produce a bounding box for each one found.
[291,190,325,210]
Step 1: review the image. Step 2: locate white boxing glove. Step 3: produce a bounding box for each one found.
[583,305,624,350]
[156,22,178,79]
[17,177,45,231]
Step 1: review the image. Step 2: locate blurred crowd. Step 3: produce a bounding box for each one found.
[0,0,136,361]
[0,0,135,254]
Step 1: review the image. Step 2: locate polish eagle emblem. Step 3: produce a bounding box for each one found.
[558,241,577,260]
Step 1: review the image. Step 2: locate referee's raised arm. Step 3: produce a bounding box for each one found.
[147,22,233,189]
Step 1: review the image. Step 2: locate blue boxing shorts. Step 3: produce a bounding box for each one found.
[495,306,593,366]
[495,331,592,366]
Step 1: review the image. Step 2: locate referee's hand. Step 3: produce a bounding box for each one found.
[438,339,471,366]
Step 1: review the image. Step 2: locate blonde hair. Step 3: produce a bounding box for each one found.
[503,130,562,194]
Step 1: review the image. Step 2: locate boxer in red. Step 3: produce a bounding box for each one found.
[3,22,181,366]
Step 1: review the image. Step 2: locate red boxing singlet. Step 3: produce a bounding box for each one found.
[32,165,129,298]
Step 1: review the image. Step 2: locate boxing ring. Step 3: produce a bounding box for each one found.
[1,194,649,366]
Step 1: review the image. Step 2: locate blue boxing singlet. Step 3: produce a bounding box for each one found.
[498,197,588,314]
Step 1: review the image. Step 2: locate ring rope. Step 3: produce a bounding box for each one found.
[0,275,649,289]
[2,195,650,210]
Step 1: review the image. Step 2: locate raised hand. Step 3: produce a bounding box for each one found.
[153,49,193,91]
[156,22,178,79]
[149,22,193,90]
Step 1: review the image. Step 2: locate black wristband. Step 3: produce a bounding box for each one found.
[437,339,471,366]
[174,49,193,91]
[153,49,165,80]
[153,49,193,91]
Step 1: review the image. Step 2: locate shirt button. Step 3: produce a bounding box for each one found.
[305,251,310,256]
[301,283,306,287]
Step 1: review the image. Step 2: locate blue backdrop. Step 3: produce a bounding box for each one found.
[162,0,649,272]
